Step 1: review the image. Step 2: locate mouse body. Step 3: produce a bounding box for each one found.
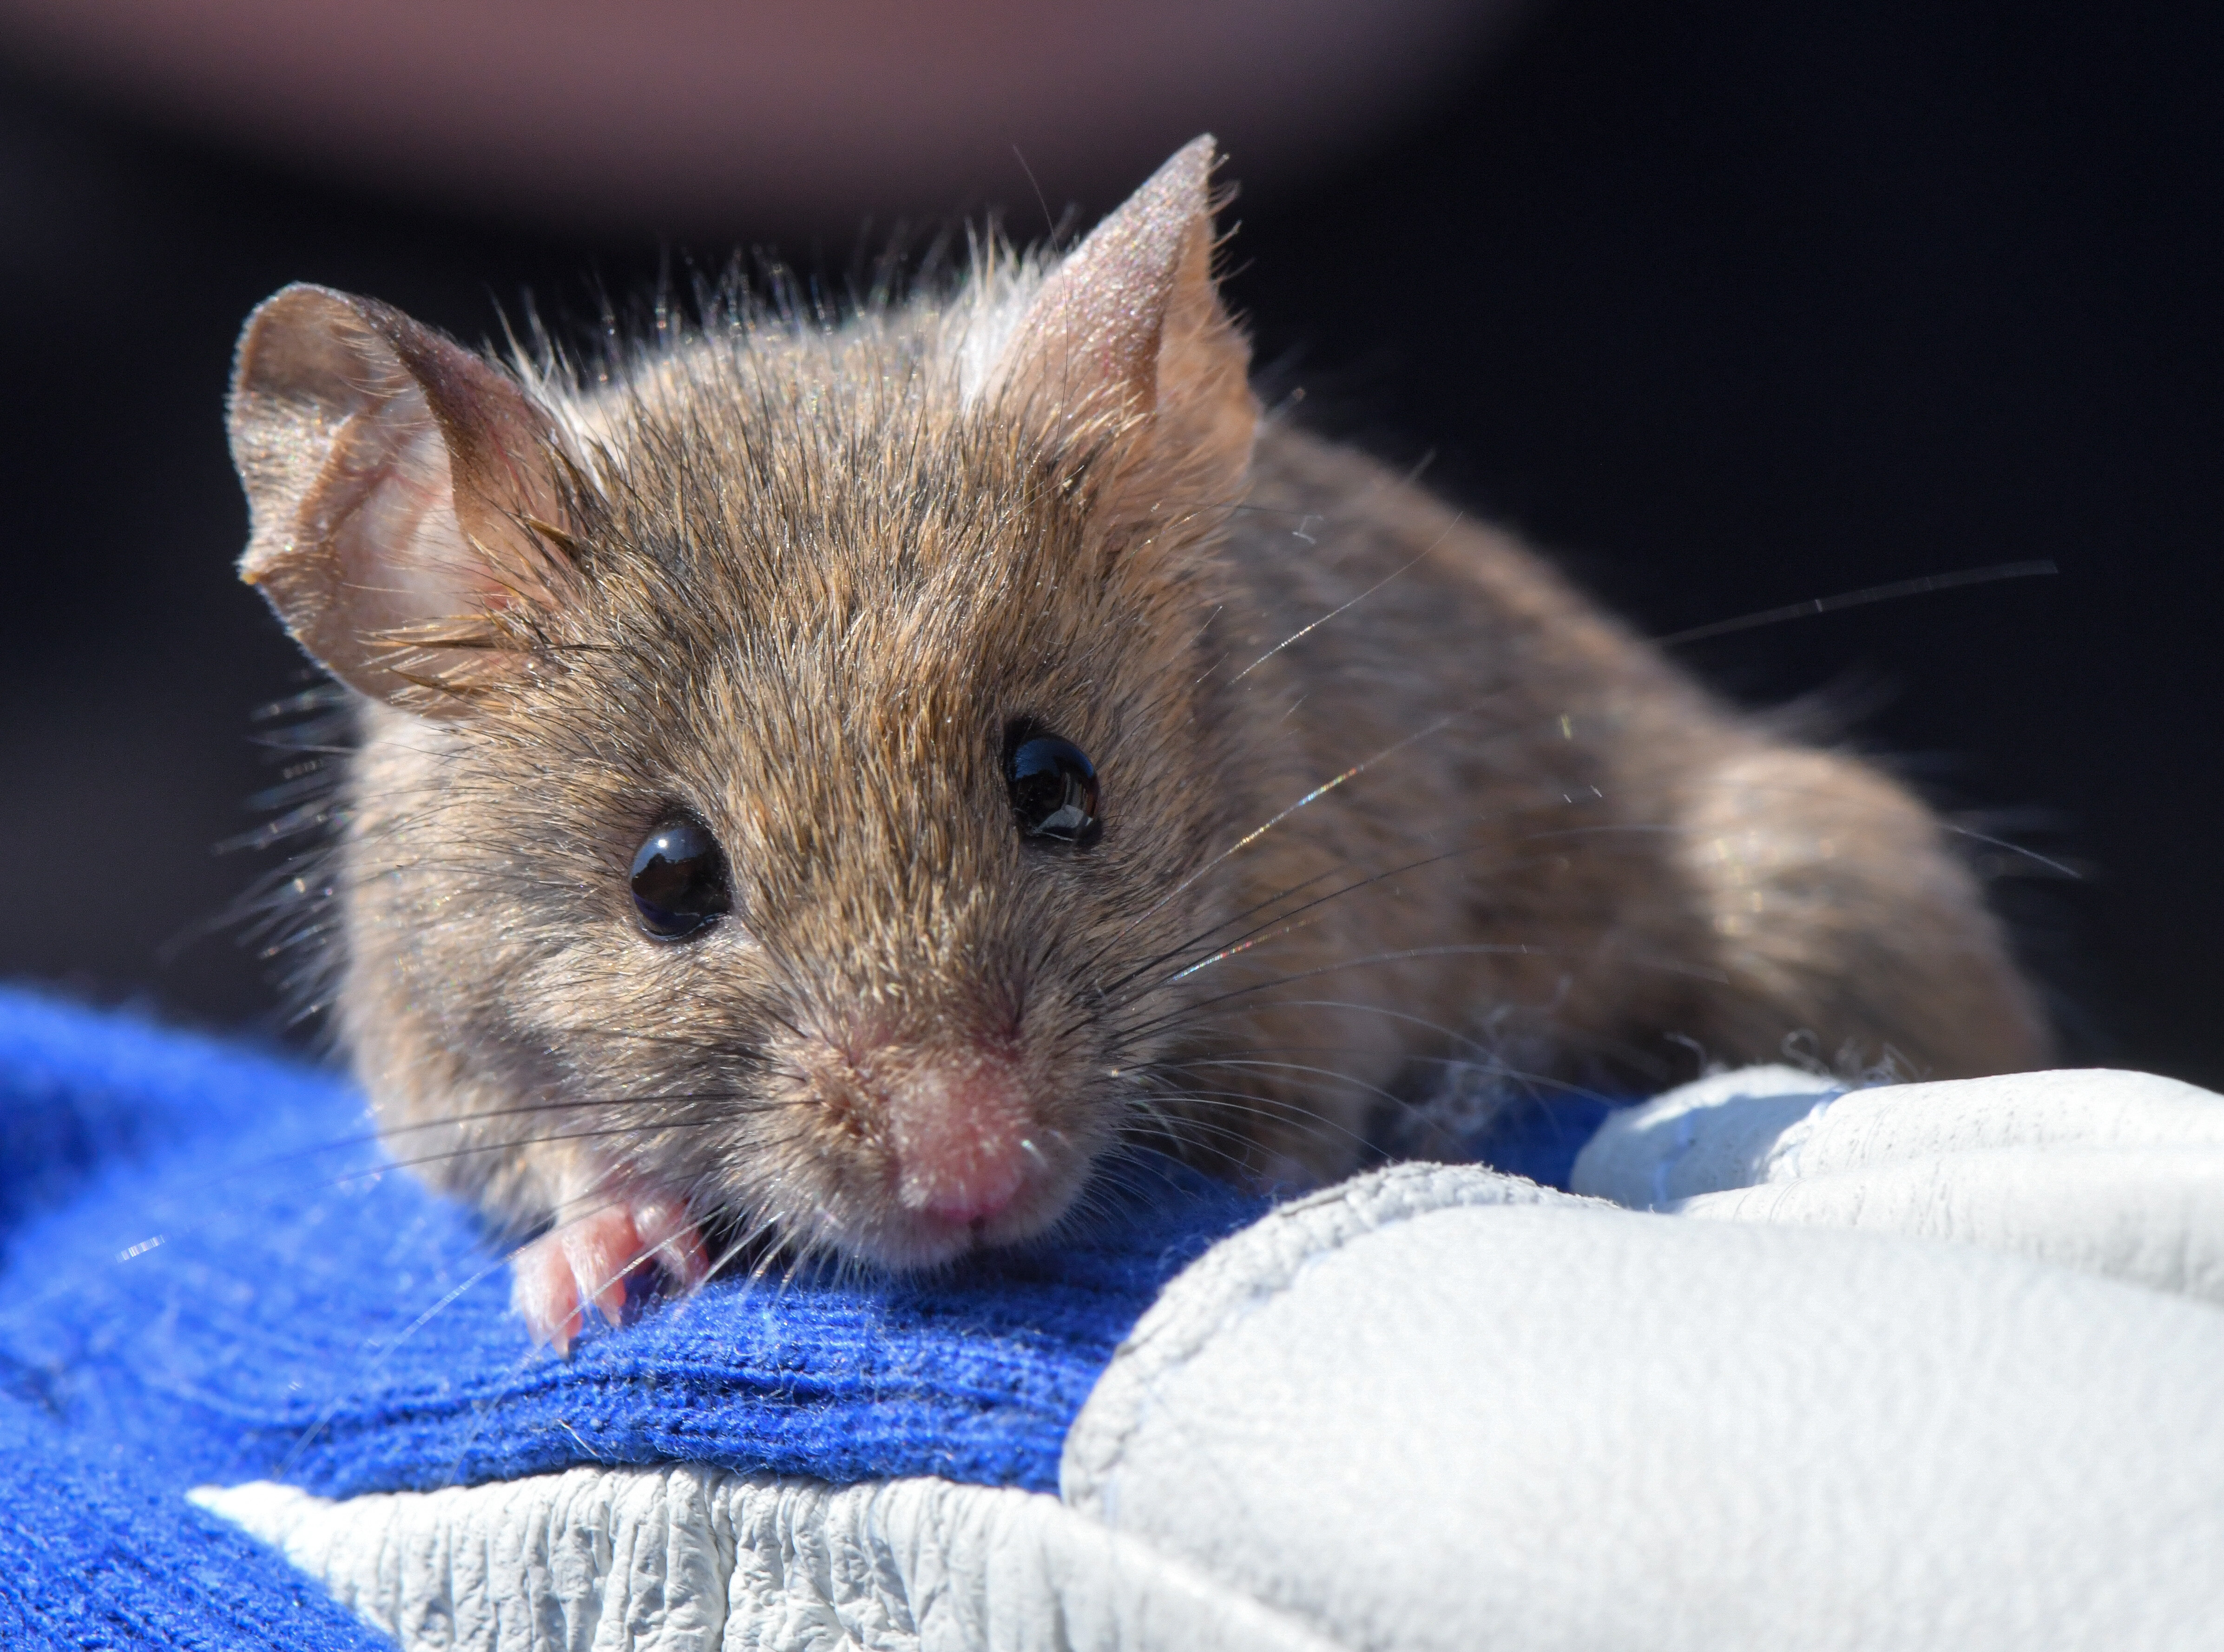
[226,138,2047,1350]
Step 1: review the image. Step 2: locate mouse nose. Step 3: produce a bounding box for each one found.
[887,1055,1036,1225]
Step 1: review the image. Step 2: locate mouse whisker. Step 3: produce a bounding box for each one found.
[1109,813,1717,1009]
[1119,1089,1367,1167]
[1127,1042,1621,1106]
[1105,942,1560,1050]
[1142,1055,1413,1113]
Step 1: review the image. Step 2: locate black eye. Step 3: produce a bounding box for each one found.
[1005,726,1101,846]
[629,814,732,939]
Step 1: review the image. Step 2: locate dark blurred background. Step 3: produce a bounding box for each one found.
[0,0,2217,1080]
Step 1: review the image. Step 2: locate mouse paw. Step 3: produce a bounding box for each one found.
[511,1194,710,1355]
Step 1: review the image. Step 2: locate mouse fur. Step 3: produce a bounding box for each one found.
[225,137,2049,1350]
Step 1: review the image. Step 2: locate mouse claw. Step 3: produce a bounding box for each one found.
[512,1195,709,1354]
[513,1240,588,1356]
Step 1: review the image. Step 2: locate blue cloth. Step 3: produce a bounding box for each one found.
[0,989,1272,1500]
[0,988,1614,1648]
[1470,1089,1618,1190]
[0,1392,382,1651]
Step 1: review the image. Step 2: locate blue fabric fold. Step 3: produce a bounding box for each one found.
[0,987,1614,1648]
[0,1390,384,1652]
[0,990,1271,1507]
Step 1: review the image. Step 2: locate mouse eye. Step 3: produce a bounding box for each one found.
[629,814,731,940]
[1005,727,1101,846]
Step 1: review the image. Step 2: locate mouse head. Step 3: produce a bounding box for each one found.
[228,138,1262,1269]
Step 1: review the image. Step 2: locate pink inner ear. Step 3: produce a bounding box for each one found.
[329,386,503,640]
[993,135,1221,426]
[231,282,569,709]
[983,137,1259,535]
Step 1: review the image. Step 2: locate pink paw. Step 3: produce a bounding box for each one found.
[511,1195,710,1355]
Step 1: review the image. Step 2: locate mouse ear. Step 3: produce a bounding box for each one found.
[988,135,1257,538]
[228,284,576,715]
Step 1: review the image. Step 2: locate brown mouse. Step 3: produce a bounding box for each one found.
[224,137,2049,1351]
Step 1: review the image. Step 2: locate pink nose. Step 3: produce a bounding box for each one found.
[888,1056,1034,1226]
